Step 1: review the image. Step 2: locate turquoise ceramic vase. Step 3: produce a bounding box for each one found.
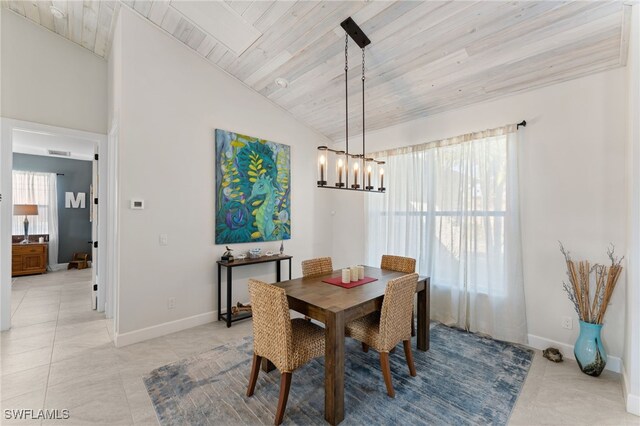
[574,320,607,377]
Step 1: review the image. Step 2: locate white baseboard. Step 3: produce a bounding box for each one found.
[527,334,621,373]
[114,311,217,347]
[622,364,640,416]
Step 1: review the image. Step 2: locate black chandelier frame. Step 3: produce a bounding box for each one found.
[316,17,386,193]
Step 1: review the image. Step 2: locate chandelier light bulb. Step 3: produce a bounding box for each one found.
[318,154,326,185]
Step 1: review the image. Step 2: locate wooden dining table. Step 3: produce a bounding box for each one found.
[267,266,431,425]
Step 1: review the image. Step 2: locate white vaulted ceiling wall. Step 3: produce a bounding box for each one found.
[2,0,632,141]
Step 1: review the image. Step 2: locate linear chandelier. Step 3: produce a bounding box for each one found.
[317,17,386,193]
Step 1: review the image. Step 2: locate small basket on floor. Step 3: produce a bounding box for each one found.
[68,253,90,270]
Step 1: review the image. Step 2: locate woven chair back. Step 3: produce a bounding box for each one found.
[248,279,293,372]
[301,257,333,277]
[380,255,416,274]
[379,273,419,350]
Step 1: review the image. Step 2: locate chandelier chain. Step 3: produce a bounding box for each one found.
[344,32,349,187]
[362,47,365,81]
[345,33,349,72]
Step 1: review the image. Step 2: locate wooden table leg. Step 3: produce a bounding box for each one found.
[325,310,345,425]
[417,278,430,351]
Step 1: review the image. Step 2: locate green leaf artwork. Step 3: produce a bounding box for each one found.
[215,129,291,244]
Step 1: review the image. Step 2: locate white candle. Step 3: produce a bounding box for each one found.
[353,162,359,186]
[319,155,325,182]
[367,165,372,187]
[350,266,359,282]
[358,265,365,280]
[342,268,351,284]
[337,158,343,184]
[380,167,384,188]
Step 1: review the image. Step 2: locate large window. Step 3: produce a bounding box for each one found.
[366,125,527,343]
[12,171,54,235]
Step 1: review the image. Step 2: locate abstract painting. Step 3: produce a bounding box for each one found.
[215,129,291,244]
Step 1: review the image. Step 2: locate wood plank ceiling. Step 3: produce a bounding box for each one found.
[3,0,120,57]
[2,1,632,141]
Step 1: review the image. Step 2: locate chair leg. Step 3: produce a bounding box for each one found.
[275,372,292,425]
[362,343,369,353]
[403,340,417,377]
[379,352,395,398]
[411,311,415,337]
[247,354,263,397]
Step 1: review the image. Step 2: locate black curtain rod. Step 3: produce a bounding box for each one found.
[517,120,527,129]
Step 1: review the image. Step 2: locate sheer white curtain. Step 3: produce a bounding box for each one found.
[12,171,60,269]
[366,125,527,343]
[12,171,51,235]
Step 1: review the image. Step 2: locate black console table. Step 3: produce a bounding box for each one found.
[217,255,293,327]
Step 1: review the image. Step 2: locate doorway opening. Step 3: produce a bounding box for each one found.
[1,119,113,335]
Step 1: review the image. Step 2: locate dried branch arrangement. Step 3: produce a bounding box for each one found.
[560,242,623,324]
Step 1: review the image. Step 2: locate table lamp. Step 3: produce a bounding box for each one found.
[13,204,39,244]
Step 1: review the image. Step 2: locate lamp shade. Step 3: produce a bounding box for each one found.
[13,204,39,216]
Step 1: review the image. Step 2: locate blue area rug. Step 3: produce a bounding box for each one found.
[144,324,533,425]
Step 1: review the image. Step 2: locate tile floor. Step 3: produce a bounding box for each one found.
[1,269,638,425]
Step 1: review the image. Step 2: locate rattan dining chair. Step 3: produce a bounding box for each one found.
[301,256,333,277]
[345,273,419,398]
[380,255,416,274]
[246,279,325,425]
[380,254,417,336]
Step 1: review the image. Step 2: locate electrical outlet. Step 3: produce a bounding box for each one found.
[561,316,573,330]
[167,297,176,310]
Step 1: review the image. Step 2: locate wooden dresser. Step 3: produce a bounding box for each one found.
[12,243,48,277]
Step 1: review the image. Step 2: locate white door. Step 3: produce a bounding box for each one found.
[91,147,98,309]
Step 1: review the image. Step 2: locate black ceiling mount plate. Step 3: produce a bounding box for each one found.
[340,17,371,49]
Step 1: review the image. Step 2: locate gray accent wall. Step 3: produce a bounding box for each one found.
[13,153,92,263]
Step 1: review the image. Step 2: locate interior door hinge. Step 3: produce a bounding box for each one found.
[93,284,98,291]
[94,154,99,161]
[93,241,98,248]
[94,198,98,205]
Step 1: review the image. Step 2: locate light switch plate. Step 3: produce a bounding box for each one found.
[130,199,145,209]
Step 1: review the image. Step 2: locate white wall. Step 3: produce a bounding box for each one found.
[0,10,107,134]
[107,11,122,133]
[110,8,332,343]
[0,9,108,330]
[334,68,628,361]
[106,9,122,328]
[624,4,640,416]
